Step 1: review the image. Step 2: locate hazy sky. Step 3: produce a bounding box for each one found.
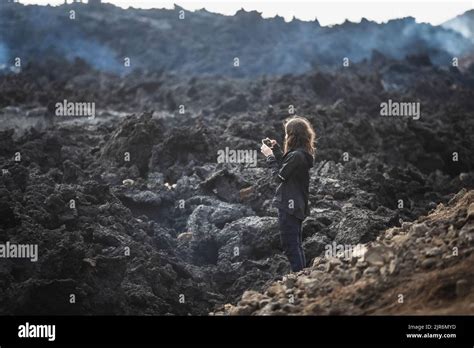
[19,0,473,26]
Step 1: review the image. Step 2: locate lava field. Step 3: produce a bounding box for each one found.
[0,2,473,315]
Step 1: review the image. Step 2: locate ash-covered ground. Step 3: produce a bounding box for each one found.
[0,3,473,315]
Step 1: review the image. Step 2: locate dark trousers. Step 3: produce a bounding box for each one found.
[278,209,306,272]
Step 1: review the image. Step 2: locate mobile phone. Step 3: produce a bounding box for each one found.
[261,138,272,147]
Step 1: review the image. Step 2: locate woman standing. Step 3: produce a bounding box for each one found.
[260,116,315,272]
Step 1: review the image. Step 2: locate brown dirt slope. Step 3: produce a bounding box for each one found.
[215,189,474,315]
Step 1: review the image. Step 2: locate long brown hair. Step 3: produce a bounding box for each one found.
[283,116,316,157]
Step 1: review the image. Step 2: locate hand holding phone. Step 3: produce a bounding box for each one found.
[260,138,275,157]
[261,138,276,148]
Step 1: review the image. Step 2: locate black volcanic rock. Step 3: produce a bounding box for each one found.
[217,189,474,315]
[0,4,472,76]
[0,5,473,316]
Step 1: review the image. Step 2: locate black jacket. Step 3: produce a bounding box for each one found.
[266,144,313,220]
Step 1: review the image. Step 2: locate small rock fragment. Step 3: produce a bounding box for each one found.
[455,279,469,297]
